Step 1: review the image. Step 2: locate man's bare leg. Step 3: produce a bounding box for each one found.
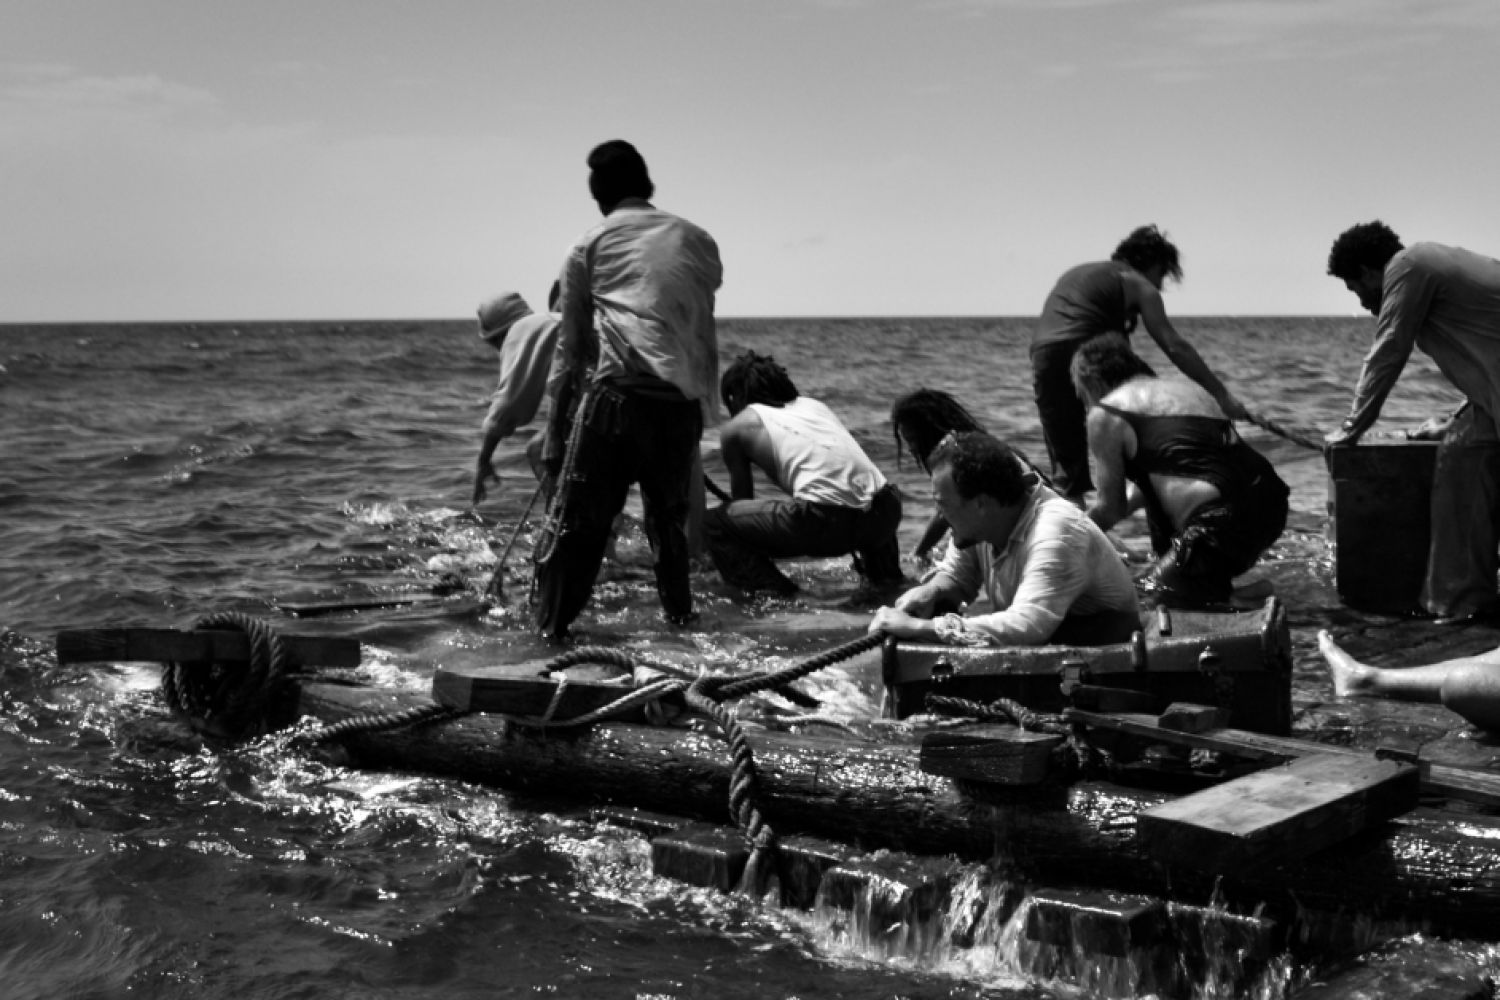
[1319,629,1500,728]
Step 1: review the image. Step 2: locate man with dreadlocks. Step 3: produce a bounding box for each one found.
[705,350,905,597]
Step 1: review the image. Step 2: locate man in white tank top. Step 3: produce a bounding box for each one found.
[706,351,905,596]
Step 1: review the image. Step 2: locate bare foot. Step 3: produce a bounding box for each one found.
[1318,629,1376,697]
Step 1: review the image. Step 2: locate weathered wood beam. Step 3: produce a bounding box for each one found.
[55,627,361,669]
[1066,709,1500,808]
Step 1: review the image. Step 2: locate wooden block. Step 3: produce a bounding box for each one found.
[650,823,748,892]
[1068,684,1161,714]
[1136,752,1421,871]
[772,835,859,910]
[919,724,1064,785]
[54,627,361,668]
[818,854,959,930]
[1166,903,1279,966]
[589,806,689,839]
[431,660,653,722]
[1024,888,1167,957]
[1158,703,1228,733]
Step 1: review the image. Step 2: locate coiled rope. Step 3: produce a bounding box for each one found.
[161,611,290,740]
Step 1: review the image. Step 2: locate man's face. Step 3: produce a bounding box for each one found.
[933,467,983,550]
[1344,267,1384,316]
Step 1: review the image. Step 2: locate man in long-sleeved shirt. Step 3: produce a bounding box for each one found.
[470,287,565,509]
[868,432,1139,647]
[533,139,723,640]
[1325,220,1500,624]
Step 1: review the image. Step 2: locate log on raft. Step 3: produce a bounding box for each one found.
[294,679,1500,940]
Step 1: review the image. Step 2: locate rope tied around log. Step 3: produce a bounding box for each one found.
[161,611,289,740]
[923,691,1117,779]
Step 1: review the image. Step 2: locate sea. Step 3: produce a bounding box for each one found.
[0,316,1492,999]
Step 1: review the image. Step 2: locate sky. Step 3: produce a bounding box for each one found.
[5,0,1500,321]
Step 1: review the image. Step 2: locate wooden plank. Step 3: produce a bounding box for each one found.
[274,595,448,616]
[430,660,655,722]
[54,627,361,669]
[919,724,1063,785]
[1066,709,1500,809]
[1135,752,1421,870]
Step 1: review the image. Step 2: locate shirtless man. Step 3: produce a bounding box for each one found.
[706,351,904,596]
[1072,334,1288,608]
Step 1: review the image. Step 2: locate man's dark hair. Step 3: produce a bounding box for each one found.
[547,280,562,312]
[587,139,654,209]
[1071,333,1157,399]
[929,431,1029,507]
[1327,221,1404,282]
[1112,225,1182,282]
[721,350,799,412]
[890,388,984,473]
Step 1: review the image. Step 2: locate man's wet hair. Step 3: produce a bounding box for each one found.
[1071,333,1157,400]
[890,388,984,473]
[721,350,799,412]
[587,139,654,208]
[1112,225,1182,282]
[929,431,1030,507]
[1327,221,1405,282]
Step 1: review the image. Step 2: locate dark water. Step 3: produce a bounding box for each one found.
[0,317,1492,998]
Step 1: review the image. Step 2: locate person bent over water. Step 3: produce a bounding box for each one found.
[471,284,565,509]
[868,431,1139,646]
[1323,221,1500,626]
[705,351,904,597]
[1072,334,1288,609]
[1031,225,1249,501]
[1318,630,1500,732]
[532,139,723,640]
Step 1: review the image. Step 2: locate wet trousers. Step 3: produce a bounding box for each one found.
[1424,405,1500,618]
[1140,473,1289,608]
[704,484,904,594]
[1031,338,1093,498]
[531,381,702,638]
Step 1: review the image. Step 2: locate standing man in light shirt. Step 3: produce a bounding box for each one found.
[533,139,723,641]
[1324,220,1500,626]
[868,432,1140,647]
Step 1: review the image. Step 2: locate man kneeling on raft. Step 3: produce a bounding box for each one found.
[1072,334,1289,609]
[706,350,906,597]
[869,431,1140,646]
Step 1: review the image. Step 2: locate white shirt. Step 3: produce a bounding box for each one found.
[748,397,886,509]
[929,484,1139,645]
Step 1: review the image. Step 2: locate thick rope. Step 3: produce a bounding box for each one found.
[684,672,777,888]
[924,693,1070,735]
[296,703,464,745]
[161,611,288,740]
[485,483,543,598]
[1244,409,1324,453]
